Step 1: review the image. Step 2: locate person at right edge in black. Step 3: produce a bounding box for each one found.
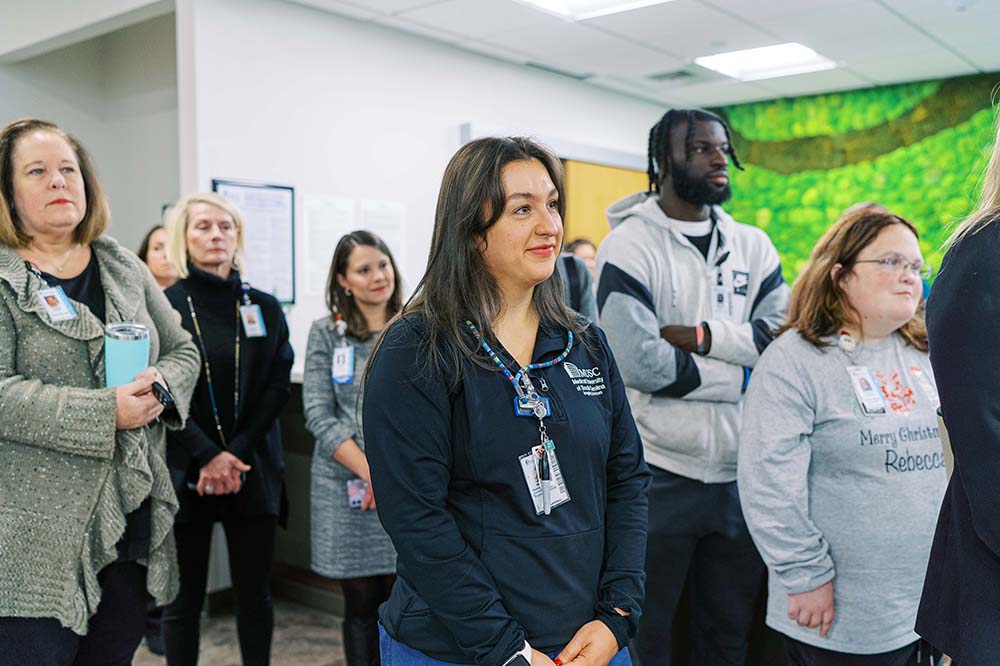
[161,192,294,666]
[916,112,1000,666]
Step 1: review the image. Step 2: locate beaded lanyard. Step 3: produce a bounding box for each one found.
[467,320,573,515]
[465,320,573,421]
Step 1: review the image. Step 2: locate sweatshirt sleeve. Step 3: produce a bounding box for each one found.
[0,297,116,459]
[364,322,525,666]
[737,340,835,595]
[703,234,789,368]
[593,326,651,646]
[596,238,745,404]
[302,320,358,459]
[926,224,1000,558]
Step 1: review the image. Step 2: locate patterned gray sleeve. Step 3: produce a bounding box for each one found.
[302,320,357,459]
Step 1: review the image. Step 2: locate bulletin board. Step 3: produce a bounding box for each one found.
[212,179,296,304]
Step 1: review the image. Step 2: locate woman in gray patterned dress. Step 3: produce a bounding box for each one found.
[303,230,401,666]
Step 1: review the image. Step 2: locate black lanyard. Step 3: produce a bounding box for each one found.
[185,293,241,449]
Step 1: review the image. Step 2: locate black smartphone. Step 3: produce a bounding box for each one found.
[151,381,175,410]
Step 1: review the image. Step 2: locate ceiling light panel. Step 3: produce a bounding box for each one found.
[514,0,677,21]
[695,42,837,81]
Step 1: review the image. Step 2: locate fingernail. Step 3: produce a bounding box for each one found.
[555,659,562,665]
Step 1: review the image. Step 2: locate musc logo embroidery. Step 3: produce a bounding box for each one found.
[564,362,606,396]
[564,362,601,379]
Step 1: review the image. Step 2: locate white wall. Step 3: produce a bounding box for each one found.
[100,13,179,252]
[183,0,664,376]
[0,13,179,253]
[0,0,170,62]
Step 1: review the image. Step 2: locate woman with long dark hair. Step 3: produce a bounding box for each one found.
[363,137,650,666]
[303,230,402,666]
[137,224,177,290]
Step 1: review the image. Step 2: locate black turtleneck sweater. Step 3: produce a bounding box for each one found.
[164,264,294,523]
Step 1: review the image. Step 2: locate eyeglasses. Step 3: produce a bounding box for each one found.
[854,253,934,280]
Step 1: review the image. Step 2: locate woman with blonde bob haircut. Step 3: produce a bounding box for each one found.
[164,192,245,279]
[916,114,1000,664]
[160,191,293,665]
[738,207,946,665]
[0,118,200,665]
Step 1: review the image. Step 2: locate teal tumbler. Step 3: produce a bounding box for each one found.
[105,323,151,387]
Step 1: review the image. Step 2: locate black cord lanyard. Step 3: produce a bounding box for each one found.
[186,294,241,449]
[24,260,52,287]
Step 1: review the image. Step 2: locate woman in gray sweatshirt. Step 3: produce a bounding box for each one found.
[738,207,946,665]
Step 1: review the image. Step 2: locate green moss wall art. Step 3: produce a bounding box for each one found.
[713,72,1000,283]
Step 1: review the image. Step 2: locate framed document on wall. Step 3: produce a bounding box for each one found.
[212,179,296,304]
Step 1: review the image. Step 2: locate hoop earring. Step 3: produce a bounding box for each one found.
[345,288,352,297]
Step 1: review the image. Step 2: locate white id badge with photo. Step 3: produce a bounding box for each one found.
[239,304,267,338]
[38,286,78,321]
[909,366,940,409]
[846,365,887,416]
[712,285,730,316]
[518,440,571,515]
[332,345,355,384]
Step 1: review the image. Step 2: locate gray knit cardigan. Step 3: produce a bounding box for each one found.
[0,236,200,634]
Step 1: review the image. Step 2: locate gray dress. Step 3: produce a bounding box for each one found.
[303,317,396,579]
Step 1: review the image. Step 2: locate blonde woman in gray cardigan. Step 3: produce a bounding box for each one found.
[303,231,401,666]
[0,119,200,666]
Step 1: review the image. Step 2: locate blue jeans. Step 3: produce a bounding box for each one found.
[380,624,633,666]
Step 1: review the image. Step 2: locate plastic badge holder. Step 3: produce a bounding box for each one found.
[105,323,150,387]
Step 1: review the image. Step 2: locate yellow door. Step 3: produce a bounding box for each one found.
[563,160,648,247]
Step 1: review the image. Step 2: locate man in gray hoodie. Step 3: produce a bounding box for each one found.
[596,109,789,666]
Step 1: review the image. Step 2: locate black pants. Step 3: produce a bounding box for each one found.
[340,575,395,666]
[0,562,147,666]
[785,636,941,666]
[634,466,764,666]
[163,515,277,666]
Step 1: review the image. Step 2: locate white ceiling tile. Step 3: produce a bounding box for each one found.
[764,2,934,60]
[710,0,876,23]
[345,0,452,15]
[479,20,681,77]
[656,79,777,106]
[879,0,1000,24]
[397,0,573,39]
[848,50,978,84]
[750,67,872,96]
[957,43,1000,71]
[586,0,778,58]
[374,15,466,43]
[286,0,382,21]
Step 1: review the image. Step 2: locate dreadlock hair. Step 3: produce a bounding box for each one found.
[646,108,743,193]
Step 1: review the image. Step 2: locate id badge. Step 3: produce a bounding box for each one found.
[518,439,571,515]
[38,286,78,321]
[239,304,267,337]
[514,395,551,418]
[332,345,355,384]
[846,366,887,415]
[712,285,729,316]
[909,366,940,408]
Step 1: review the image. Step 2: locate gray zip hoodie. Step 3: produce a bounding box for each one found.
[596,192,788,482]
